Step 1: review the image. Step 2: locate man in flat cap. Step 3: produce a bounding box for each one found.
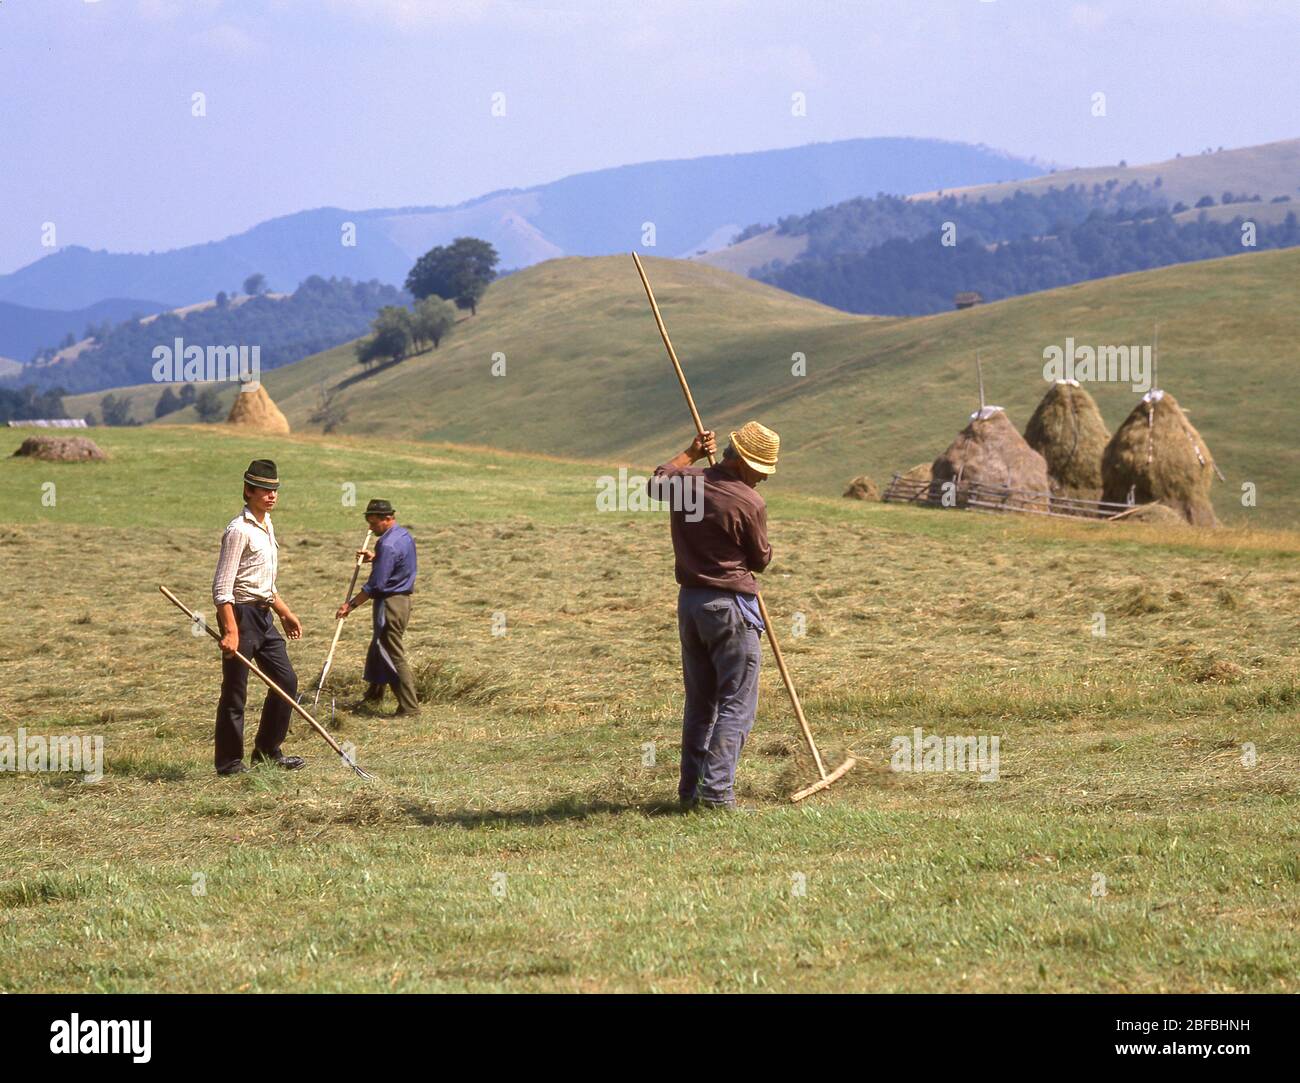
[337,499,420,716]
[648,420,779,808]
[211,459,306,775]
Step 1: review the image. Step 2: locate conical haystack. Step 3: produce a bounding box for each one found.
[930,406,1051,511]
[1023,380,1110,501]
[1101,389,1217,526]
[226,382,290,435]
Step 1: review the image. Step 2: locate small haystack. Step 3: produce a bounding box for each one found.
[1023,380,1110,501]
[12,435,106,462]
[1101,390,1218,526]
[226,382,290,435]
[842,474,879,500]
[930,406,1051,511]
[901,462,932,484]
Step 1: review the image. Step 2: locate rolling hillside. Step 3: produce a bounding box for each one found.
[69,248,1300,527]
[704,137,1300,277]
[0,138,1040,311]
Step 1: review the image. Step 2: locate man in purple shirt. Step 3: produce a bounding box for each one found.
[337,499,420,716]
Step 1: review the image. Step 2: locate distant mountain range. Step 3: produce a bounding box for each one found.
[0,138,1043,316]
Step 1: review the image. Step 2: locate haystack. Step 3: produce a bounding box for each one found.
[1101,390,1217,526]
[842,474,879,500]
[226,382,290,435]
[1023,380,1110,501]
[901,462,932,484]
[12,435,106,462]
[930,406,1051,511]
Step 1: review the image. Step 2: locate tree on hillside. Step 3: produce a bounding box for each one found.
[243,273,268,296]
[178,384,197,407]
[194,387,224,422]
[412,295,457,350]
[405,237,498,315]
[215,291,229,308]
[100,393,132,426]
[155,386,181,418]
[355,306,415,369]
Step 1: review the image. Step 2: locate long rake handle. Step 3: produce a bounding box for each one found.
[632,252,828,781]
[159,585,349,762]
[312,528,374,704]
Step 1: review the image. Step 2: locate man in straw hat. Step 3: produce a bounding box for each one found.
[211,459,305,775]
[337,498,420,716]
[649,420,779,808]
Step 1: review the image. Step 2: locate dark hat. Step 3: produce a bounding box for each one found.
[243,459,280,490]
[365,498,396,517]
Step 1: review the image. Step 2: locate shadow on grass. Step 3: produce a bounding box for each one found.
[365,793,701,829]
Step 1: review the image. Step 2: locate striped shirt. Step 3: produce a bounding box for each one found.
[212,506,279,606]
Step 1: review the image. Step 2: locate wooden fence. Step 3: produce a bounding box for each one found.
[882,474,1142,522]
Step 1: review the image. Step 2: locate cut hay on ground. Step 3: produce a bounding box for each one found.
[1111,502,1186,525]
[226,382,290,435]
[930,407,1051,511]
[11,435,107,462]
[842,474,879,500]
[1023,380,1110,502]
[1102,390,1218,527]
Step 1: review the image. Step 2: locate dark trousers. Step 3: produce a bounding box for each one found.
[215,604,297,771]
[677,587,762,806]
[363,594,419,712]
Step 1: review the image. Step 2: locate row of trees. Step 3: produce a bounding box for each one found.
[758,208,1300,316]
[356,296,457,368]
[0,385,67,423]
[14,275,406,395]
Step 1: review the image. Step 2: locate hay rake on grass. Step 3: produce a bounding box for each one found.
[159,585,377,781]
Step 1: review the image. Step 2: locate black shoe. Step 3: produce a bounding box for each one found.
[217,762,248,776]
[252,750,307,770]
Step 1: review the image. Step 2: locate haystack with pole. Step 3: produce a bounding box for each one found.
[1023,379,1110,502]
[929,356,1052,512]
[1101,388,1219,526]
[226,382,290,435]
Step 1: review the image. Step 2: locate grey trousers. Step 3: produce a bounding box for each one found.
[677,587,762,806]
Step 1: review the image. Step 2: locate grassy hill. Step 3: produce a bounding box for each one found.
[0,425,1295,991]
[71,248,1300,529]
[704,138,1300,277]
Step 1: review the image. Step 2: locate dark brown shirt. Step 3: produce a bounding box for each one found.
[650,463,772,593]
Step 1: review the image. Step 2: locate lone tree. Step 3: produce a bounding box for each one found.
[412,295,457,350]
[243,273,268,296]
[155,386,181,418]
[99,393,131,426]
[405,237,498,315]
[355,306,415,368]
[194,386,225,422]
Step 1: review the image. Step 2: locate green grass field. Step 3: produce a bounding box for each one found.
[1,426,1296,991]
[68,247,1300,529]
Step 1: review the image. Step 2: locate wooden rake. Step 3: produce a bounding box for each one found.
[309,528,375,709]
[630,252,856,802]
[159,585,377,781]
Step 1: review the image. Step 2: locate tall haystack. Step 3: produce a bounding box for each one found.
[1101,389,1218,526]
[930,406,1051,511]
[226,382,290,435]
[1023,380,1110,501]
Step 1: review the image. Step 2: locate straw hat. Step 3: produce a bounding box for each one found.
[729,420,780,475]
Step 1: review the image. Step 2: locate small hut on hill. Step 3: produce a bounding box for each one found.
[226,382,290,436]
[930,406,1052,512]
[1101,389,1218,526]
[1023,380,1110,501]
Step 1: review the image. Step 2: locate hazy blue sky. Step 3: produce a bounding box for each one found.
[1,0,1296,274]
